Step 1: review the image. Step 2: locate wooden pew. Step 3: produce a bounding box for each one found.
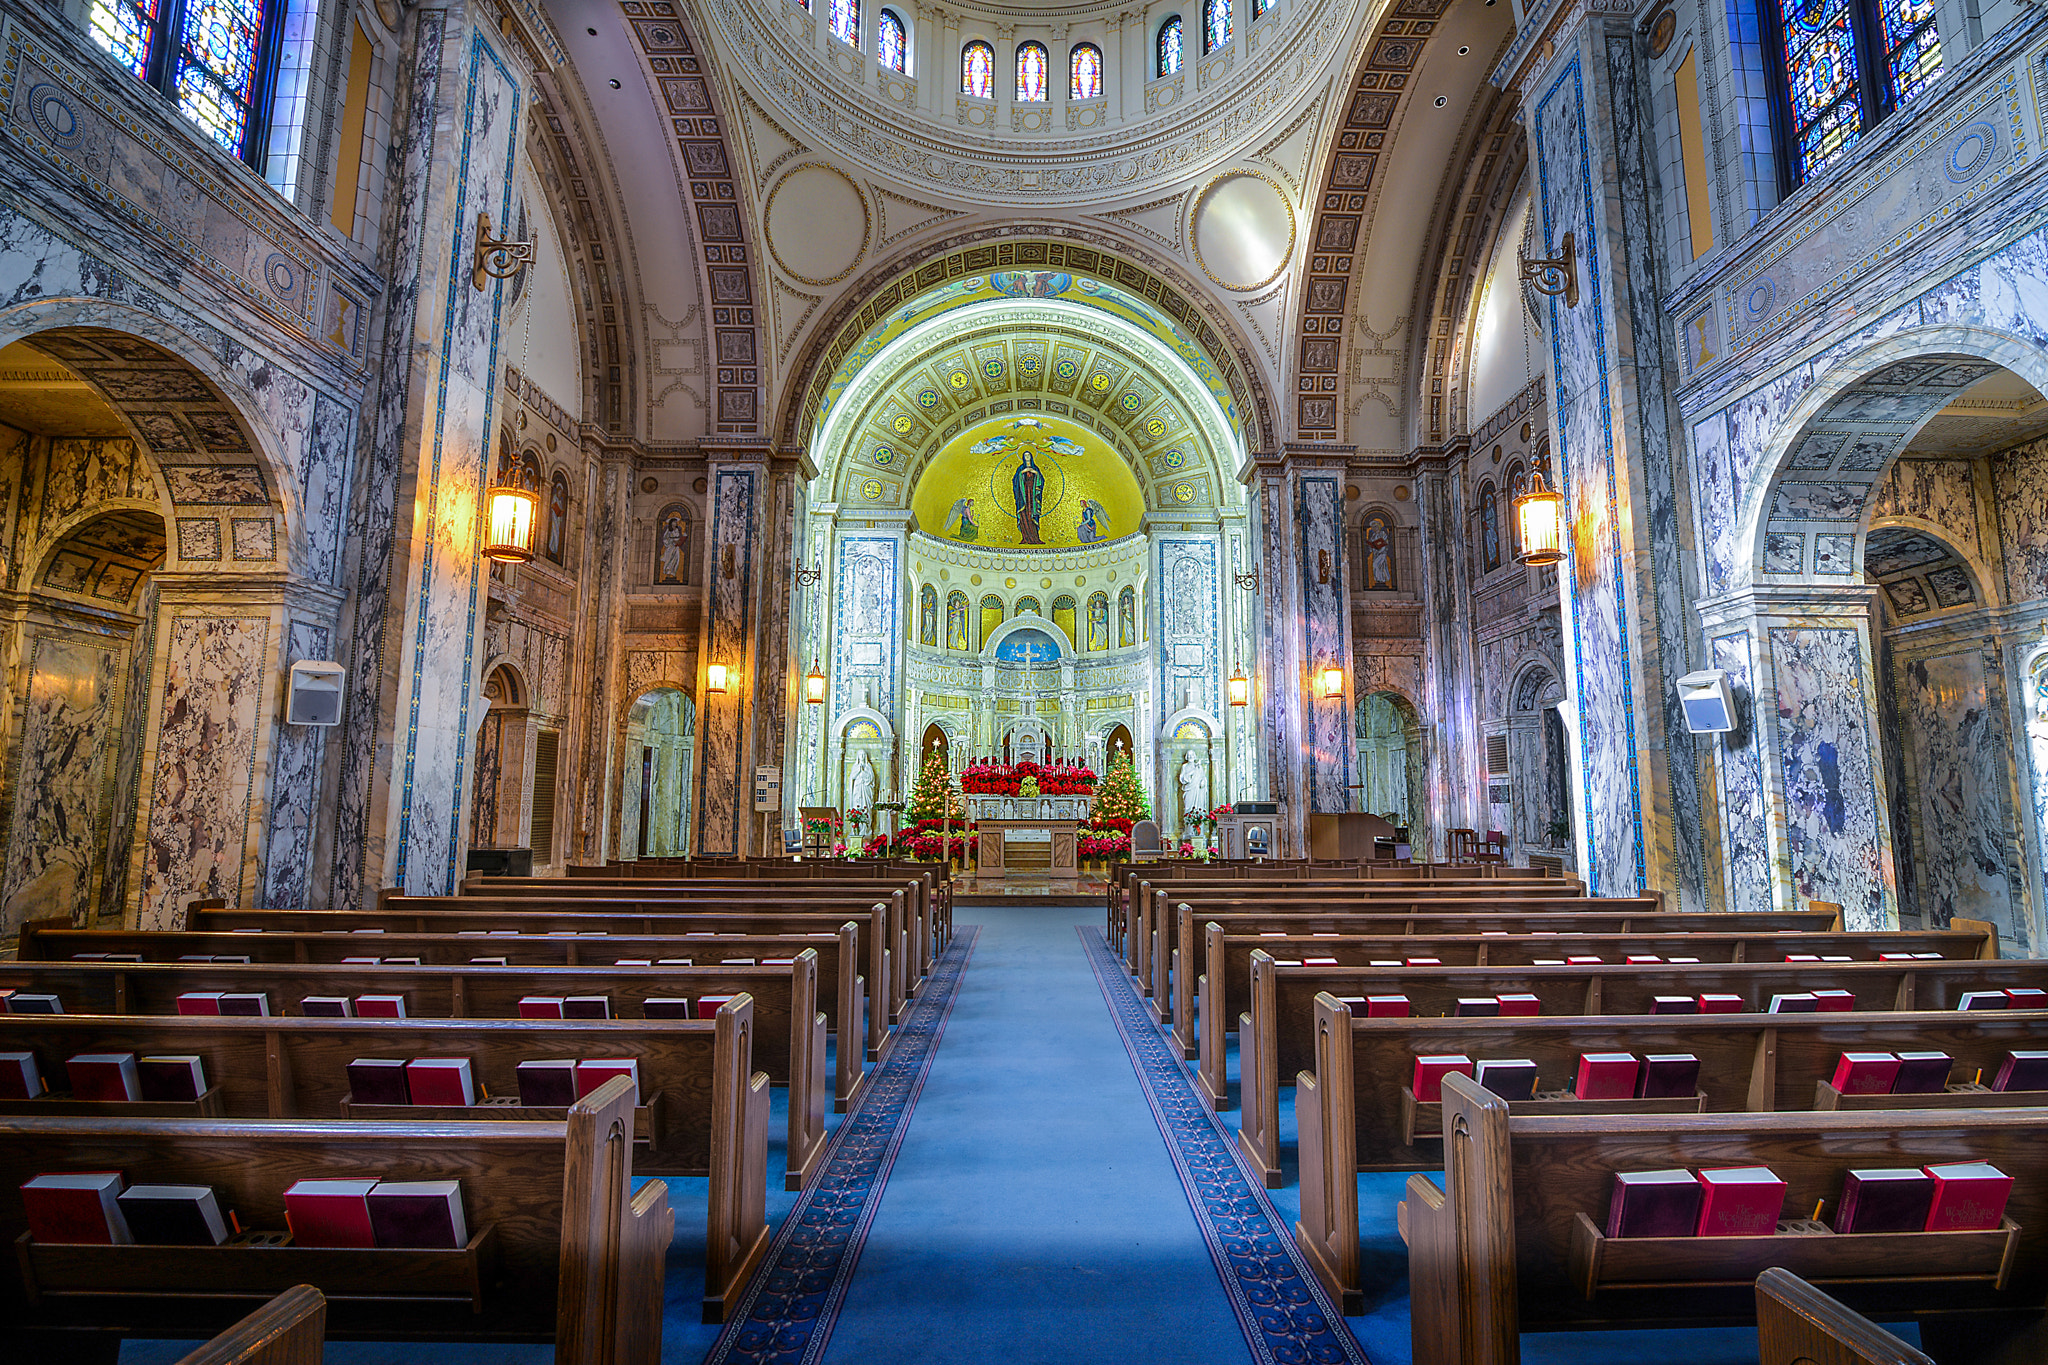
[172,1284,325,1365]
[0,955,832,1183]
[0,1075,705,1359]
[1237,952,2048,1183]
[1387,1075,2048,1361]
[1757,1269,1934,1365]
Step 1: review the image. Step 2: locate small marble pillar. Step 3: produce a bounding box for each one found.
[574,446,631,863]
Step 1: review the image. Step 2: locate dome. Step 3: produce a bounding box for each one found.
[910,415,1146,550]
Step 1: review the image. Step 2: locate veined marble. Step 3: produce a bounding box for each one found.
[1,635,118,933]
[1711,632,1772,913]
[1769,626,1890,930]
[1993,438,2048,602]
[259,621,330,907]
[1293,474,1350,812]
[1901,649,2027,947]
[698,465,757,855]
[1873,460,1982,562]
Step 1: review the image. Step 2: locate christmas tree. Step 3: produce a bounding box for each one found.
[903,749,962,824]
[1092,750,1151,825]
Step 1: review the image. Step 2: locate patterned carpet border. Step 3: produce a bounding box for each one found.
[1079,926,1373,1365]
[703,926,981,1365]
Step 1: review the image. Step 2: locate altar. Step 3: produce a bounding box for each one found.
[975,819,1081,881]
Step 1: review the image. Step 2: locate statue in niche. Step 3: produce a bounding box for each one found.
[547,473,569,565]
[946,593,968,651]
[944,497,979,542]
[655,508,685,584]
[1011,450,1046,545]
[1479,483,1501,573]
[847,750,876,814]
[1088,594,1109,651]
[1364,513,1394,590]
[920,585,938,646]
[1179,750,1208,830]
[1118,587,1136,647]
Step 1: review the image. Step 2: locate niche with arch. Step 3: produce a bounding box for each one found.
[619,688,696,858]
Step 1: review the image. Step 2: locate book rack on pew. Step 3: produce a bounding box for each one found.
[339,1093,666,1144]
[1399,1087,1707,1144]
[1565,1214,2021,1298]
[1813,1080,2048,1111]
[0,1088,227,1119]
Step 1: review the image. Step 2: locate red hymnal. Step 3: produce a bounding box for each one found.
[1699,994,1745,1014]
[1834,1169,1936,1233]
[1652,996,1698,1015]
[518,997,566,1019]
[516,1059,579,1105]
[563,996,612,1020]
[7,993,62,1014]
[176,993,224,1016]
[1811,989,1855,1013]
[696,994,738,1020]
[1957,991,2008,1011]
[1830,1052,1901,1095]
[1605,1169,1702,1238]
[367,1180,468,1249]
[354,996,406,1019]
[118,1184,228,1246]
[1566,955,1603,965]
[1626,955,1662,965]
[21,1172,131,1243]
[284,1177,378,1247]
[1891,1051,1953,1094]
[1405,957,1441,967]
[1992,1050,2048,1092]
[301,997,353,1017]
[1923,1162,2012,1231]
[1785,954,1820,963]
[66,1053,140,1102]
[138,1055,207,1102]
[1455,998,1500,1017]
[1472,1059,1539,1100]
[1365,995,1411,1018]
[1768,993,1819,1014]
[575,1059,640,1102]
[1410,1055,1472,1103]
[405,1058,476,1106]
[643,998,693,1019]
[2004,988,2048,1010]
[346,1058,411,1105]
[0,1051,44,1099]
[1637,1053,1700,1099]
[219,993,270,1017]
[1496,994,1540,1017]
[1303,957,1339,967]
[1695,1166,1786,1236]
[1574,1053,1639,1100]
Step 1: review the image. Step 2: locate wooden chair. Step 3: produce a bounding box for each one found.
[1447,828,1478,860]
[1757,1269,1932,1365]
[1475,829,1507,862]
[1131,819,1162,863]
[174,1285,325,1365]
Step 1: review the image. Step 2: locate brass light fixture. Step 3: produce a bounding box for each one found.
[472,211,534,290]
[1319,663,1345,700]
[1519,229,1578,309]
[1513,467,1566,566]
[482,483,539,563]
[706,662,730,694]
[804,659,827,705]
[1227,666,1250,708]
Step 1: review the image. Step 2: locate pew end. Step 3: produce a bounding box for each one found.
[1294,993,1359,1313]
[1952,916,2000,959]
[170,1284,326,1365]
[705,994,772,1323]
[1756,1269,1932,1365]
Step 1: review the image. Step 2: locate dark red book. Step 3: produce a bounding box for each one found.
[1625,955,1662,965]
[175,993,224,1016]
[0,1051,44,1099]
[574,1059,640,1102]
[1472,1059,1539,1100]
[367,1180,468,1249]
[518,997,566,1019]
[1411,1055,1473,1103]
[1992,1050,2048,1092]
[1405,957,1441,967]
[1365,995,1410,1018]
[1496,994,1540,1017]
[2004,988,2048,1010]
[301,997,353,1017]
[516,1059,579,1105]
[1566,955,1603,965]
[1695,1166,1785,1236]
[1890,1051,1953,1094]
[695,994,738,1020]
[405,1058,476,1106]
[1574,1053,1639,1100]
[1455,998,1500,1018]
[118,1184,227,1245]
[354,995,406,1018]
[1834,1169,1935,1233]
[21,1172,131,1243]
[284,1178,378,1247]
[643,998,693,1019]
[1605,1169,1702,1238]
[1651,996,1698,1015]
[1636,1053,1700,1099]
[346,1058,411,1105]
[138,1055,206,1102]
[218,993,269,1017]
[1830,1051,1901,1095]
[1923,1162,2012,1231]
[66,1053,139,1102]
[1698,994,1744,1014]
[1811,989,1855,1013]
[563,996,612,1020]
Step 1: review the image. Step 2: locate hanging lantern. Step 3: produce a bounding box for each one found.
[706,662,729,694]
[1514,468,1565,567]
[482,483,540,563]
[804,659,827,705]
[1227,666,1250,708]
[1319,663,1345,700]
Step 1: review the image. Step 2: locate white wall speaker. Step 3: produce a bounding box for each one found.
[1676,669,1737,734]
[287,661,346,726]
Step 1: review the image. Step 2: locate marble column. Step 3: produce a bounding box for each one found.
[573,444,630,863]
[1415,451,1477,860]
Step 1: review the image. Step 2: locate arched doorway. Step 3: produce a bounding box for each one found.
[620,689,695,858]
[1356,691,1426,850]
[471,664,530,852]
[1506,669,1568,864]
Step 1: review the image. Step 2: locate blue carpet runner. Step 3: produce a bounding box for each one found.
[704,925,981,1365]
[1079,926,1373,1365]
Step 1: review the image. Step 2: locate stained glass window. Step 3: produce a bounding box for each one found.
[1070,43,1102,99]
[1774,0,1940,186]
[962,40,993,97]
[1879,0,1940,106]
[1254,0,1270,16]
[1204,0,1231,53]
[829,0,858,47]
[89,0,160,79]
[1016,42,1048,101]
[878,8,907,72]
[88,0,279,164]
[1157,17,1183,77]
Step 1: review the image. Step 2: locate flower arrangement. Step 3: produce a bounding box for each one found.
[801,811,842,838]
[847,807,868,833]
[958,758,1098,796]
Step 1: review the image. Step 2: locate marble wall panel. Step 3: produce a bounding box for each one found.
[141,616,268,927]
[1155,533,1222,722]
[1992,437,2048,601]
[37,439,147,539]
[0,422,25,584]
[698,466,757,855]
[259,621,330,907]
[1901,649,2026,945]
[1,634,118,934]
[1711,632,1772,913]
[1691,413,1742,592]
[1294,475,1350,812]
[1873,460,1981,561]
[98,580,156,920]
[1769,626,1889,929]
[829,533,900,727]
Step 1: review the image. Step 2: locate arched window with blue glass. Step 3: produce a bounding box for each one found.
[87,0,284,165]
[1016,41,1048,100]
[1069,42,1102,99]
[1203,0,1231,53]
[1156,16,1183,76]
[1769,0,1941,186]
[962,39,994,97]
[878,7,908,72]
[829,0,859,47]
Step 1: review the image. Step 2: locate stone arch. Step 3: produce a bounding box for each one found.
[984,615,1067,660]
[472,662,533,852]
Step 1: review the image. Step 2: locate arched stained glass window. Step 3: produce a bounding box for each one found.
[88,0,280,162]
[1016,41,1048,100]
[829,0,859,47]
[1878,0,1941,104]
[1203,0,1231,52]
[1253,0,1270,16]
[962,40,994,97]
[1779,0,1861,178]
[878,8,907,71]
[1069,43,1102,99]
[1156,17,1183,76]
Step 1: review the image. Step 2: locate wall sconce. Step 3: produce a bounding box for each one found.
[472,211,534,291]
[1234,568,1260,592]
[1227,666,1250,708]
[793,560,823,589]
[1520,229,1578,308]
[482,483,539,563]
[1319,663,1345,700]
[1513,467,1566,566]
[706,662,729,694]
[804,659,827,705]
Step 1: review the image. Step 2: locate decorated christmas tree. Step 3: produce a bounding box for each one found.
[1092,750,1151,825]
[903,749,963,824]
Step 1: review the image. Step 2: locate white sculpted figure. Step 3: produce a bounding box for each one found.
[1179,750,1207,829]
[848,751,876,813]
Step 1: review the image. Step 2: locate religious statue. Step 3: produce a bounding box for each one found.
[1117,588,1136,647]
[1364,513,1394,590]
[656,510,684,584]
[1179,750,1207,828]
[1012,450,1045,545]
[1087,594,1109,651]
[946,593,968,651]
[848,751,876,814]
[547,474,568,564]
[944,496,979,542]
[920,585,938,646]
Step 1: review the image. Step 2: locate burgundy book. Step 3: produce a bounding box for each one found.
[1636,1053,1700,1099]
[1830,1051,1901,1096]
[346,1058,411,1105]
[138,1055,207,1102]
[2003,987,2048,1010]
[355,996,406,1019]
[301,997,353,1017]
[574,1059,640,1102]
[1410,1055,1472,1103]
[1834,1169,1935,1233]
[218,993,270,1017]
[1695,1167,1785,1236]
[367,1180,468,1249]
[1651,996,1698,1015]
[1566,955,1603,965]
[1811,989,1855,1013]
[1472,1059,1539,1100]
[1496,994,1540,1017]
[1454,998,1500,1018]
[1923,1162,2012,1231]
[1605,1169,1702,1238]
[563,996,612,1020]
[1890,1051,1953,1094]
[516,1059,579,1105]
[118,1184,228,1246]
[643,998,693,1019]
[1405,957,1442,967]
[405,1058,476,1106]
[1992,1050,2048,1092]
[695,994,738,1020]
[1365,995,1410,1018]
[176,993,224,1016]
[1574,1053,1639,1100]
[1698,994,1745,1014]
[21,1172,131,1244]
[66,1053,140,1102]
[1625,955,1662,965]
[518,997,566,1019]
[0,1051,44,1099]
[284,1178,378,1247]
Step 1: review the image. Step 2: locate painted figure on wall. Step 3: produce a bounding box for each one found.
[944,496,979,542]
[655,507,686,584]
[1118,586,1136,647]
[920,583,938,646]
[1077,496,1109,544]
[547,472,569,565]
[946,591,969,651]
[1012,450,1046,545]
[1363,513,1395,590]
[1087,592,1109,651]
[1479,483,1501,574]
